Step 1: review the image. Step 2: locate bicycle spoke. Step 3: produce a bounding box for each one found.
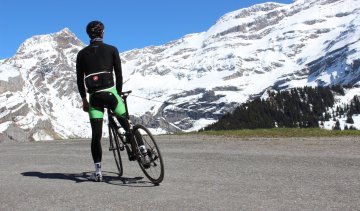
[133,124,164,184]
[109,122,123,176]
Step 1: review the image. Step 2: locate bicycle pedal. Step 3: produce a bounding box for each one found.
[109,147,116,151]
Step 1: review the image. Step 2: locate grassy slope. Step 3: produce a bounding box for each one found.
[195,128,360,138]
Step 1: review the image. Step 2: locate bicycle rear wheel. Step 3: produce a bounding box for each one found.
[109,125,123,176]
[133,124,164,184]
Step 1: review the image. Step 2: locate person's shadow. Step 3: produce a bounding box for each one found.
[21,171,156,187]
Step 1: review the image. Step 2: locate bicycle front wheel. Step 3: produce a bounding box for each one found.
[109,125,123,176]
[133,124,164,184]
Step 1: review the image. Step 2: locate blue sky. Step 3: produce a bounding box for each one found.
[0,0,292,59]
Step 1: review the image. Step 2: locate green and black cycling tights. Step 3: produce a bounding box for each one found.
[88,88,142,163]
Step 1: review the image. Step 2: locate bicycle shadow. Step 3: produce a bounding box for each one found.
[21,171,156,187]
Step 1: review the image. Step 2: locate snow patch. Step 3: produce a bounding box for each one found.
[0,121,11,133]
[32,130,55,141]
[0,64,20,81]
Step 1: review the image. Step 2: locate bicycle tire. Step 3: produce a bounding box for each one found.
[109,125,123,176]
[133,124,164,184]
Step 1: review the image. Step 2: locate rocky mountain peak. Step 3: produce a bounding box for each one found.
[205,2,288,41]
[15,28,84,60]
[53,28,84,48]
[217,2,284,22]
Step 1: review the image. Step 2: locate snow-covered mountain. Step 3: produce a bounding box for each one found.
[1,0,359,141]
[0,29,88,141]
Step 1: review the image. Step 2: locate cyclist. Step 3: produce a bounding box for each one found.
[76,20,149,182]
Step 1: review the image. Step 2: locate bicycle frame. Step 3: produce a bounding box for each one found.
[107,111,137,162]
[107,91,141,162]
[106,91,164,184]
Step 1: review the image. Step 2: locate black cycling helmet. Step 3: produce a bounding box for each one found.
[86,20,104,39]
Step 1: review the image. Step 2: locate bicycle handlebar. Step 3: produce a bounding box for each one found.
[120,90,132,95]
[120,90,132,98]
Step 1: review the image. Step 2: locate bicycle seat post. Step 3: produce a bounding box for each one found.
[120,91,132,120]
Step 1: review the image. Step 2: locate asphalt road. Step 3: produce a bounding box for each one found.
[1,135,360,210]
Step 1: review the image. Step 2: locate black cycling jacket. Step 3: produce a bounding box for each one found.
[76,40,123,98]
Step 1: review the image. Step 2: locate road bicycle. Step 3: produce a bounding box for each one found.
[107,91,164,184]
